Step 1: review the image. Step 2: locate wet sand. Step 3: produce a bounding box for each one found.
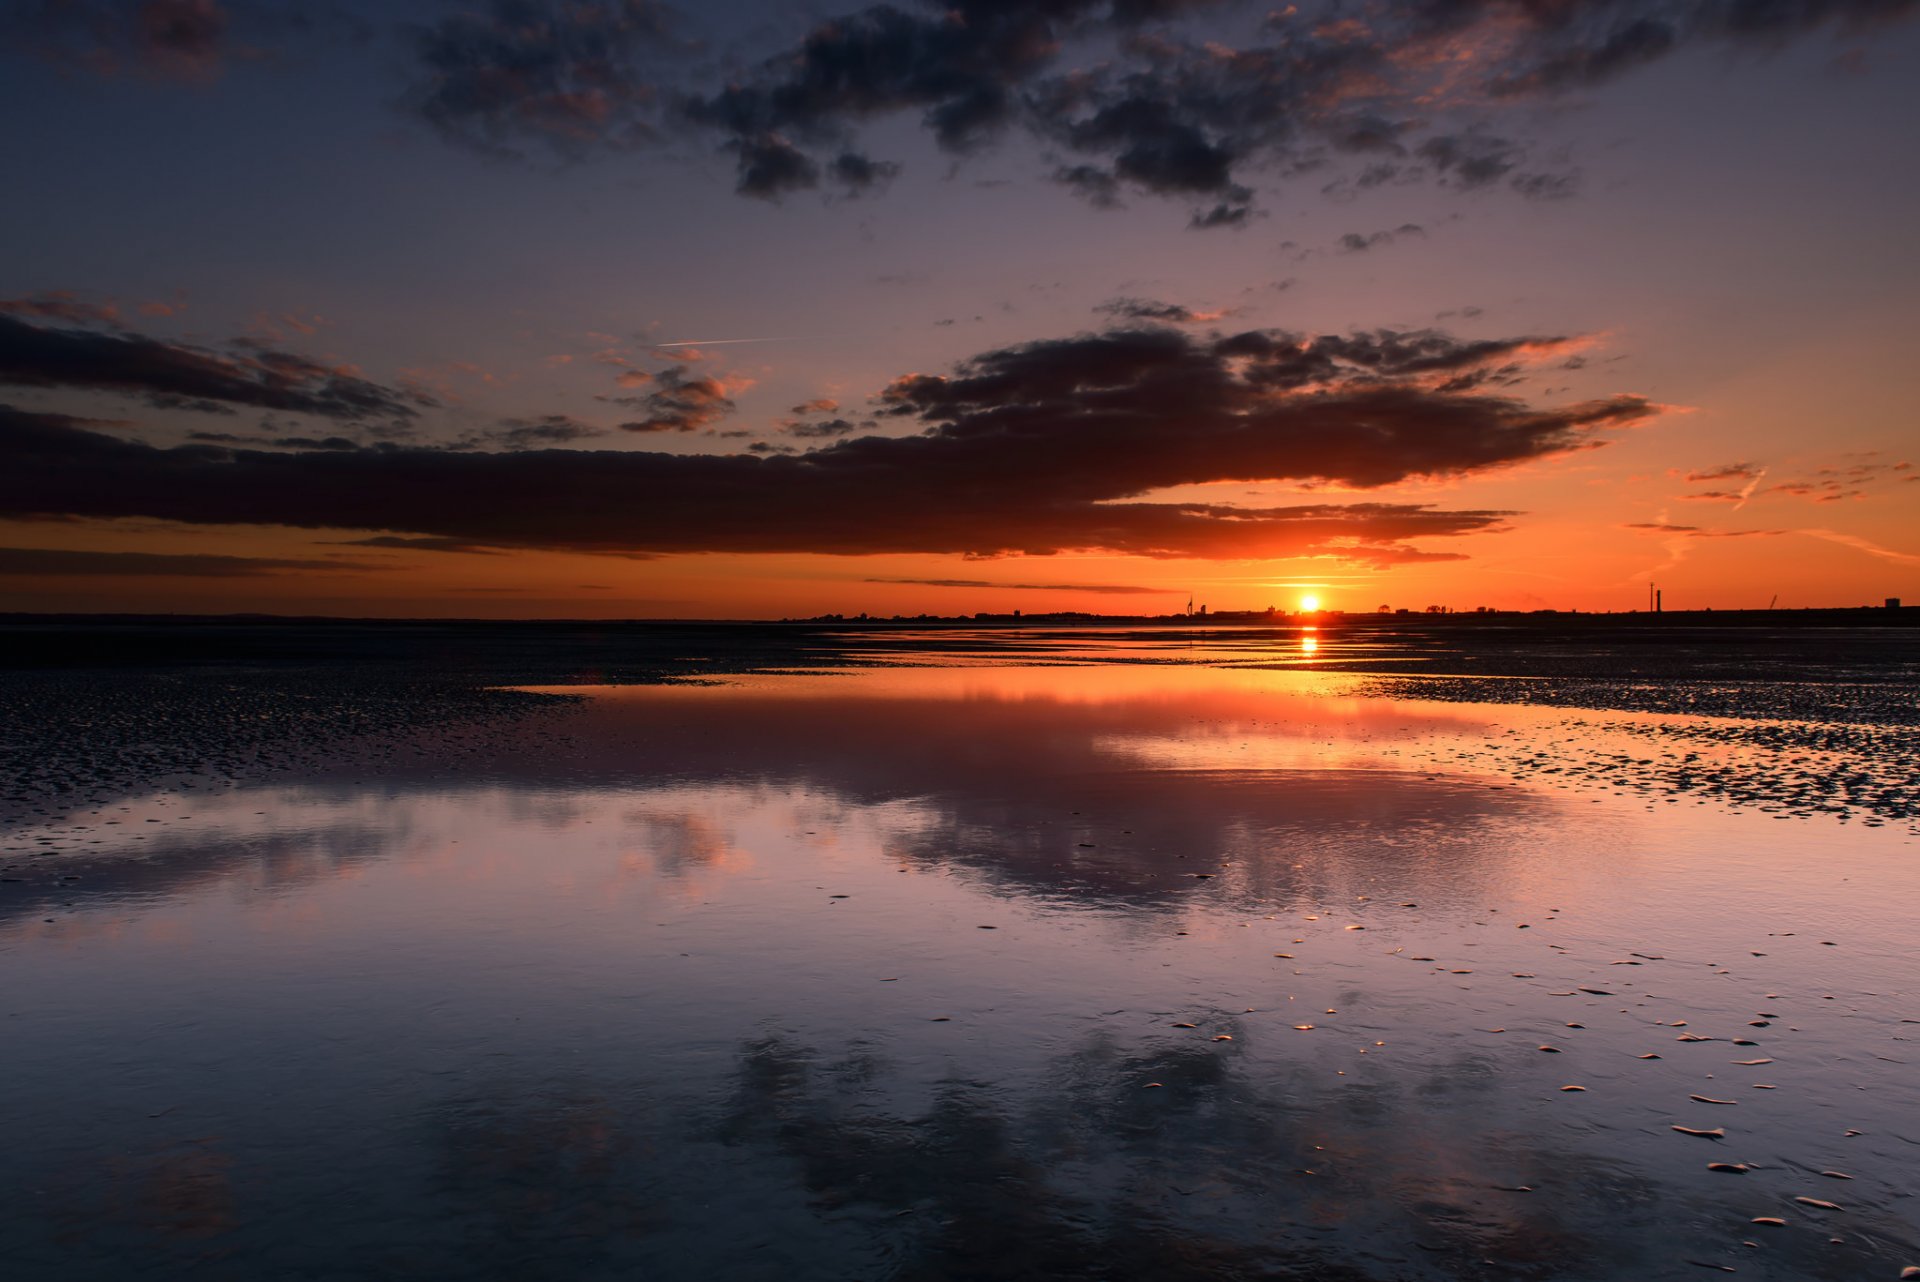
[1,623,1916,1280]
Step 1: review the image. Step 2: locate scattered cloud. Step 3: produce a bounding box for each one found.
[9,0,235,82]
[787,417,863,439]
[1763,458,1912,503]
[606,365,747,433]
[26,0,1917,225]
[246,310,328,343]
[403,0,674,159]
[1338,224,1426,253]
[465,414,609,449]
[1680,461,1761,483]
[660,0,1912,219]
[1678,457,1913,506]
[1094,297,1228,324]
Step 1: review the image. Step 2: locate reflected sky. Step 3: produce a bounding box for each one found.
[2,663,1917,1280]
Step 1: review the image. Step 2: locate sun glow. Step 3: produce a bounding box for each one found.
[1300,594,1321,612]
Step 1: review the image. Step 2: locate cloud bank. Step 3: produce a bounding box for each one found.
[406,0,1920,219]
[0,322,1653,561]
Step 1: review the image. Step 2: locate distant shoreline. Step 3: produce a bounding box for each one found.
[3,609,1914,826]
[0,605,1915,630]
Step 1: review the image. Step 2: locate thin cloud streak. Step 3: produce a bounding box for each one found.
[0,547,384,578]
[1799,529,1920,567]
[864,578,1180,595]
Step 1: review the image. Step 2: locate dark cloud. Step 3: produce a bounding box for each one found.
[608,365,738,432]
[829,150,900,193]
[728,134,821,198]
[0,313,427,423]
[873,325,1648,493]
[186,431,363,450]
[788,417,861,439]
[1054,164,1124,208]
[1059,93,1248,195]
[0,547,378,578]
[0,323,1652,562]
[1510,170,1581,200]
[679,1,1102,186]
[1338,223,1425,253]
[33,0,1912,224]
[661,0,1913,219]
[1188,200,1254,229]
[675,0,1266,220]
[1417,133,1521,189]
[0,403,128,434]
[473,414,609,449]
[404,0,672,158]
[784,396,864,438]
[865,577,1180,594]
[9,0,232,81]
[1478,0,1917,98]
[1488,15,1680,96]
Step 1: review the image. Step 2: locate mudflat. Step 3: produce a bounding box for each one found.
[2,619,1916,1280]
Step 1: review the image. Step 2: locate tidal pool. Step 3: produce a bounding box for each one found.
[3,662,1916,1280]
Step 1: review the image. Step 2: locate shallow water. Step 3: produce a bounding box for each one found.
[3,661,1917,1281]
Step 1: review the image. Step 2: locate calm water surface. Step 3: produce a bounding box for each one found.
[3,660,1916,1280]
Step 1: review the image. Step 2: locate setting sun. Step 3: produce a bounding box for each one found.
[1300,595,1321,612]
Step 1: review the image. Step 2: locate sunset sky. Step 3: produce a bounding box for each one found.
[3,0,1917,618]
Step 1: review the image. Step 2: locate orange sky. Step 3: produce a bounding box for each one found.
[2,0,1916,617]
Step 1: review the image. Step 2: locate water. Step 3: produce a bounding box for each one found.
[3,660,1916,1280]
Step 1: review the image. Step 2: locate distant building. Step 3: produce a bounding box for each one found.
[1890,598,1902,609]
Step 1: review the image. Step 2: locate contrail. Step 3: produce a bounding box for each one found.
[1799,528,1920,566]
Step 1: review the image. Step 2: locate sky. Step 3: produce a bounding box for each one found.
[2,0,1917,619]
